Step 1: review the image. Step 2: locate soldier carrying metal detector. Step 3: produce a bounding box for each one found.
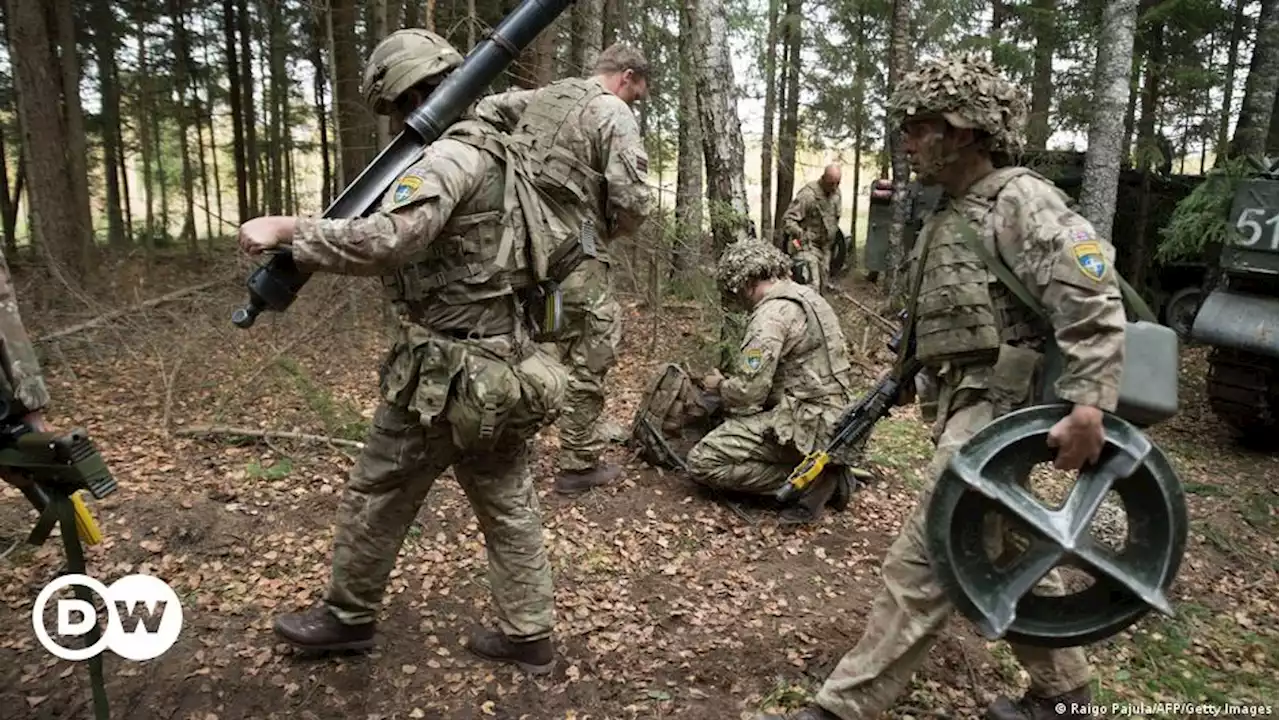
[761,52,1188,720]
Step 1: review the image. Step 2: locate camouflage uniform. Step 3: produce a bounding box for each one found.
[762,54,1126,720]
[687,241,857,521]
[0,253,50,413]
[782,180,841,291]
[474,72,652,485]
[270,30,568,675]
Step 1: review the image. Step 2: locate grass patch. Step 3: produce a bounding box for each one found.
[866,415,933,490]
[1095,602,1279,707]
[274,358,368,441]
[757,678,814,712]
[247,457,293,481]
[1238,491,1277,533]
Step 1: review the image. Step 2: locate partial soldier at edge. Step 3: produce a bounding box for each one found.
[760,53,1127,720]
[473,43,654,496]
[0,252,52,434]
[236,29,569,676]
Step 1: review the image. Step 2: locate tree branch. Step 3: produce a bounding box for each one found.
[175,425,365,449]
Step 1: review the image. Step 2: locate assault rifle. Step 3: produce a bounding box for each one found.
[775,313,921,504]
[0,390,115,719]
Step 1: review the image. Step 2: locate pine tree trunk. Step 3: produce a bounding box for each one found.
[572,0,604,75]
[170,0,198,251]
[311,7,333,207]
[136,14,155,246]
[3,154,24,256]
[1229,0,1278,158]
[1268,93,1279,156]
[0,131,12,253]
[773,0,802,230]
[6,0,84,277]
[201,12,225,230]
[194,85,213,242]
[93,0,125,248]
[692,0,751,255]
[850,5,866,267]
[223,0,249,223]
[1080,0,1139,242]
[153,93,170,237]
[238,0,259,217]
[1026,0,1055,149]
[373,0,391,151]
[332,0,371,187]
[760,0,780,242]
[1216,0,1247,160]
[885,0,912,304]
[269,0,288,214]
[52,0,93,256]
[674,0,703,279]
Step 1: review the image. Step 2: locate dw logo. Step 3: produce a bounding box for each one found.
[32,574,183,661]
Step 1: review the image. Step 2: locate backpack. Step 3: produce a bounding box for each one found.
[628,364,723,471]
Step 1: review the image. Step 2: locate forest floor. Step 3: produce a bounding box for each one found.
[0,247,1276,720]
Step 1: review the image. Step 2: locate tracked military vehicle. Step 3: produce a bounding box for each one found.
[1187,157,1279,446]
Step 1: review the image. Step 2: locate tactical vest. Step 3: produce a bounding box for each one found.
[760,282,855,403]
[506,77,610,225]
[378,121,536,319]
[912,167,1048,366]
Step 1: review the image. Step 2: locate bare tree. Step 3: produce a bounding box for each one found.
[1229,0,1278,158]
[692,0,751,255]
[1080,0,1140,242]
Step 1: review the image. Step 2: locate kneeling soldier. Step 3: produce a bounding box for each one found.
[687,241,859,524]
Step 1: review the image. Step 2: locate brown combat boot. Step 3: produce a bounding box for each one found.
[273,605,376,652]
[756,705,842,720]
[986,684,1095,719]
[554,464,622,495]
[464,627,555,675]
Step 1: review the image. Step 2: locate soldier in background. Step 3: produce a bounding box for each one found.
[238,30,568,676]
[759,53,1125,720]
[782,164,842,293]
[473,43,653,496]
[686,241,857,525]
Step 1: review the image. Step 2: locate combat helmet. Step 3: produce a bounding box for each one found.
[716,240,792,298]
[362,29,465,115]
[887,52,1028,155]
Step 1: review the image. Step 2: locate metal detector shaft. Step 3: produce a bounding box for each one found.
[231,0,576,329]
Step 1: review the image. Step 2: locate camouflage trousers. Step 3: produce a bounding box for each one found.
[324,401,555,642]
[794,245,831,292]
[812,382,1092,718]
[547,258,622,472]
[685,411,801,494]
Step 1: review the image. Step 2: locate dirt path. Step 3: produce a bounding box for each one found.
[0,262,1274,720]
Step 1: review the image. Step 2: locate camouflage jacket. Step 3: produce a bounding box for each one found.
[0,254,49,413]
[782,180,841,251]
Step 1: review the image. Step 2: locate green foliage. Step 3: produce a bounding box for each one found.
[1156,157,1252,262]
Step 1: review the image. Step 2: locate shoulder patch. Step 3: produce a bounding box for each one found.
[740,347,764,374]
[1071,237,1107,281]
[393,174,424,205]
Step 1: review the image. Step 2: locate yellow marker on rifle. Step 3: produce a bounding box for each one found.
[71,492,104,545]
[777,450,829,503]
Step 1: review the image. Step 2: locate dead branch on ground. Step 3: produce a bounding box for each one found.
[833,289,898,335]
[175,425,364,449]
[38,279,226,343]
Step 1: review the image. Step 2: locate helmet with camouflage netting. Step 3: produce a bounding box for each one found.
[887,52,1028,155]
[716,240,792,298]
[362,29,465,115]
